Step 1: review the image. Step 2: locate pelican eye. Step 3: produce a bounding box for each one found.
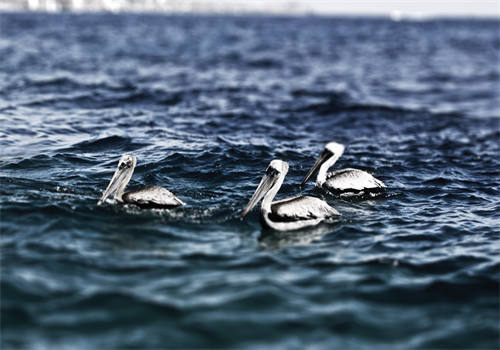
[119,161,131,170]
[323,149,334,157]
[266,167,279,177]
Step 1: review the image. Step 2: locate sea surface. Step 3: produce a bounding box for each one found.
[1,12,499,349]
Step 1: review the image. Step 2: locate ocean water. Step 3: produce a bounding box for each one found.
[1,12,499,349]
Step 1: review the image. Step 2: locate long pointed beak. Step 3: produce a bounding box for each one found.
[97,166,131,205]
[240,173,275,219]
[300,152,330,187]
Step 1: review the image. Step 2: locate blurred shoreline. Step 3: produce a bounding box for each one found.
[1,0,499,19]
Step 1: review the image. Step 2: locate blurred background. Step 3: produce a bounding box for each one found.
[1,0,499,18]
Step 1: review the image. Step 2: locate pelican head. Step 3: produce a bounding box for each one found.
[325,142,345,155]
[300,142,345,187]
[241,159,289,219]
[98,154,137,205]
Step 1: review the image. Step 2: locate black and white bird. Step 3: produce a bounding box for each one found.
[301,142,386,196]
[98,154,184,208]
[241,159,340,231]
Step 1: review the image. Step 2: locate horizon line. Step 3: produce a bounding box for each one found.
[1,0,499,19]
[1,8,499,20]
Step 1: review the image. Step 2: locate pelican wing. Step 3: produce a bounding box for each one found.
[325,168,385,191]
[122,186,184,208]
[270,195,339,222]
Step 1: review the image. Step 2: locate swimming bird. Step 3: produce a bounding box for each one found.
[300,142,386,196]
[97,154,184,208]
[241,159,340,231]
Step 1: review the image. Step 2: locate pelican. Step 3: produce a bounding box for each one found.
[301,142,386,196]
[241,159,340,231]
[97,154,184,208]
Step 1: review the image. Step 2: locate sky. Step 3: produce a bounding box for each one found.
[0,0,499,17]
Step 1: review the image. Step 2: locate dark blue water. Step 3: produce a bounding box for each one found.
[1,12,499,349]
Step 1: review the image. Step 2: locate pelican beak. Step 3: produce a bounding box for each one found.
[300,150,331,187]
[98,160,135,205]
[240,172,276,219]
